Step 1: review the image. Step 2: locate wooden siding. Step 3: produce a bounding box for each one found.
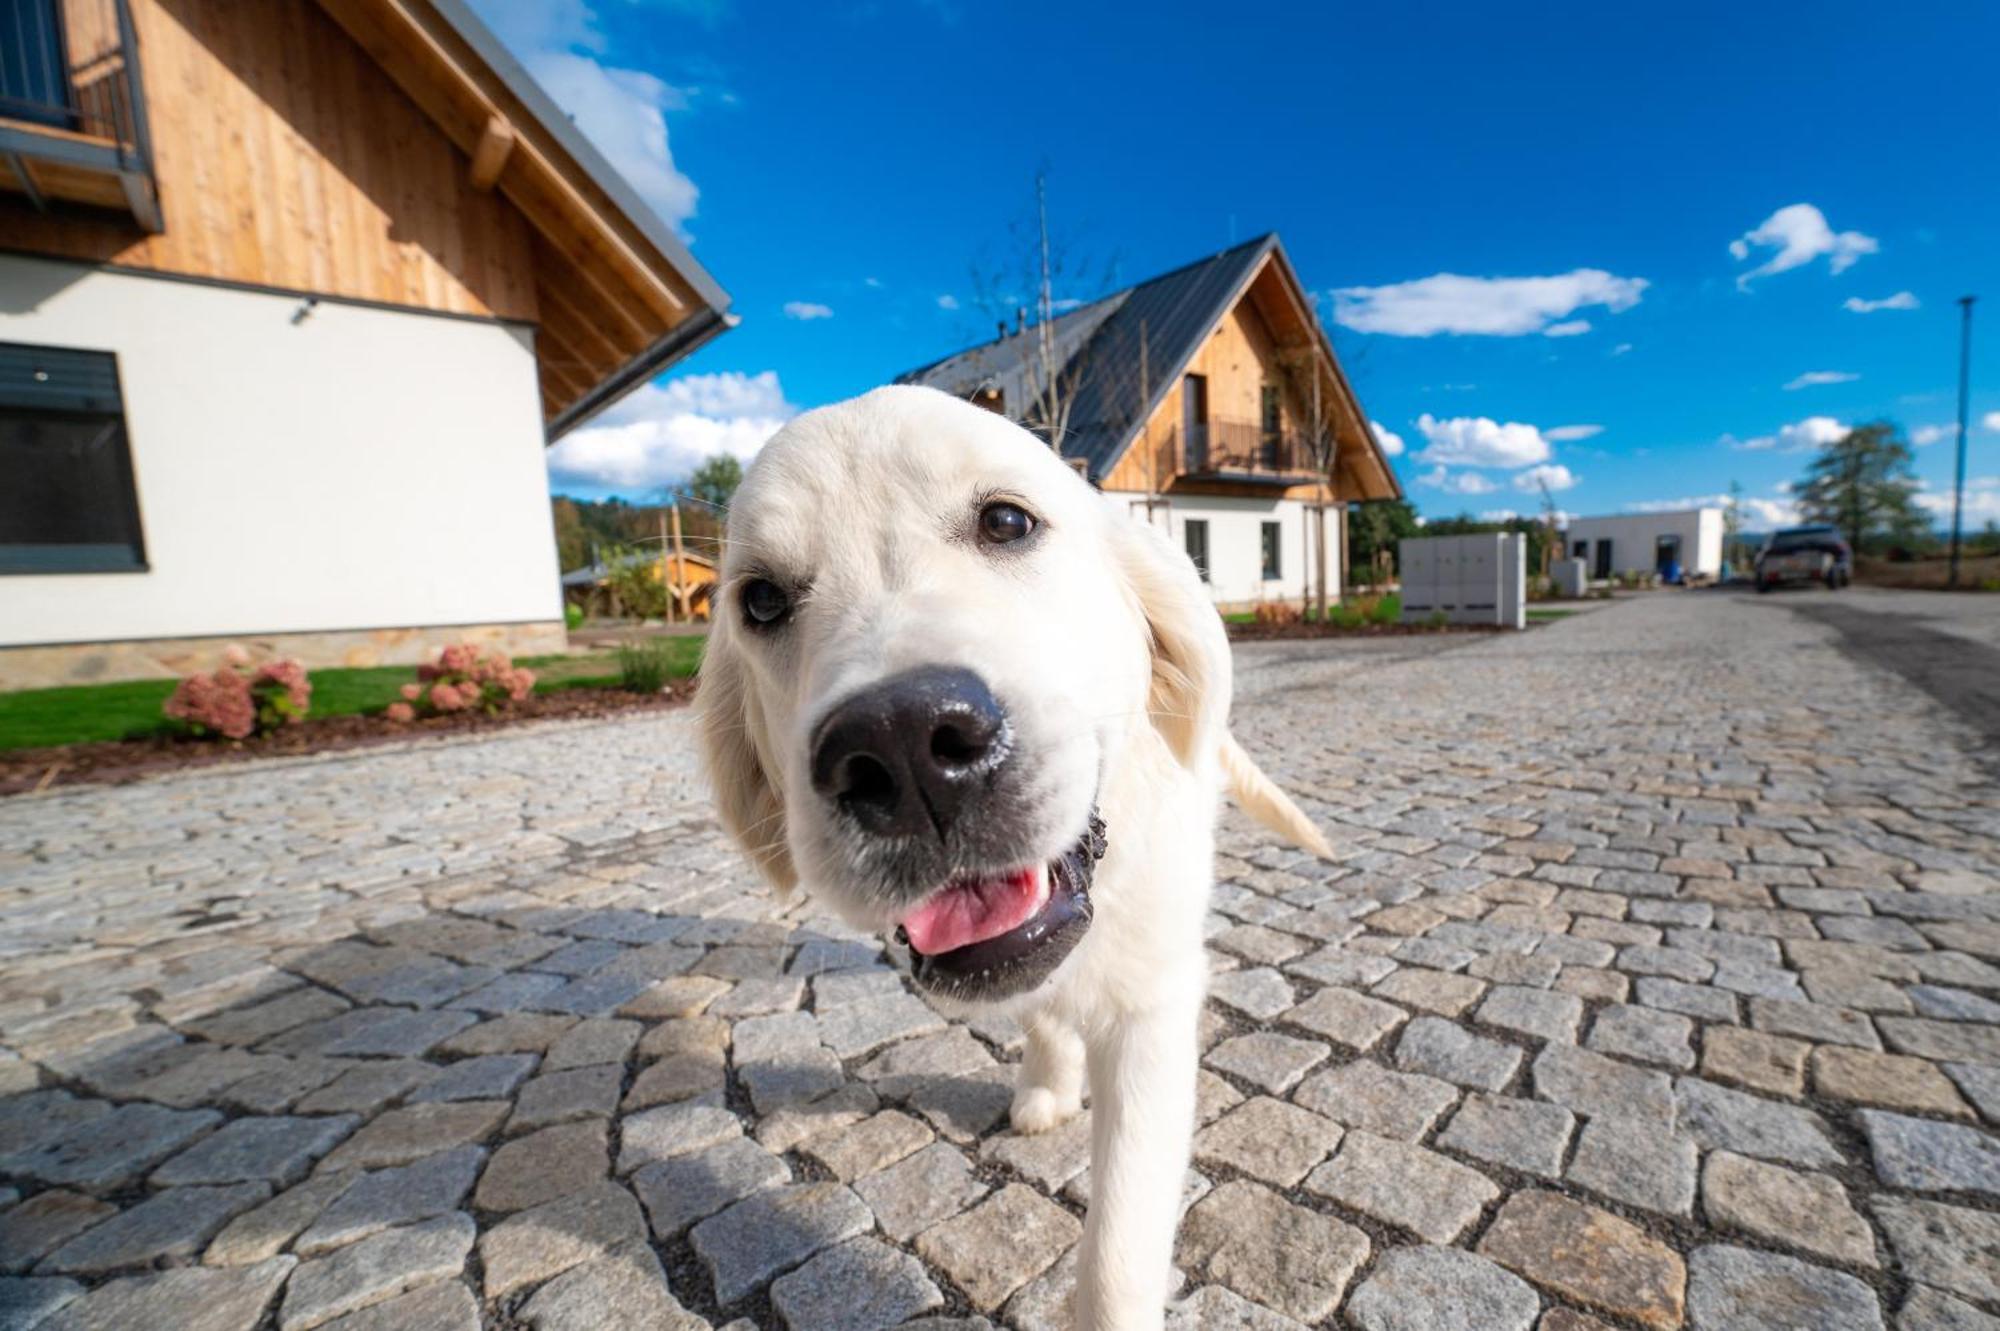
[1100,256,1392,503]
[0,0,540,322]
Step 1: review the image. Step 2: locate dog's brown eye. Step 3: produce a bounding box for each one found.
[979,501,1035,545]
[741,578,790,626]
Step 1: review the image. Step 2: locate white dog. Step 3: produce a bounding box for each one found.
[696,385,1329,1329]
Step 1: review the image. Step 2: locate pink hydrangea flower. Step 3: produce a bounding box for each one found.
[385,702,415,723]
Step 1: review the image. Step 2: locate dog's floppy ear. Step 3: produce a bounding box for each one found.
[1109,508,1232,768]
[695,616,799,893]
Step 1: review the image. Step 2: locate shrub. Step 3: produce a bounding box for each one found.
[603,545,668,620]
[385,643,535,722]
[564,602,584,631]
[163,649,312,740]
[617,639,680,694]
[1252,602,1303,627]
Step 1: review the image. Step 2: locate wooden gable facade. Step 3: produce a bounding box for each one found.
[0,0,730,435]
[1099,243,1398,507]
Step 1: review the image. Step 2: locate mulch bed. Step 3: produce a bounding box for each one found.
[0,682,697,797]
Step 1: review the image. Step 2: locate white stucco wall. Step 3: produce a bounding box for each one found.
[1121,493,1331,608]
[0,257,562,647]
[1560,508,1724,578]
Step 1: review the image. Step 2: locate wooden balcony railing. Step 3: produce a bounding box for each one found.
[1166,418,1321,482]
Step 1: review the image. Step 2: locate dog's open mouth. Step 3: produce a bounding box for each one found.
[896,812,1105,1002]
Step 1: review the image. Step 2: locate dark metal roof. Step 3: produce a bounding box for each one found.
[896,235,1279,481]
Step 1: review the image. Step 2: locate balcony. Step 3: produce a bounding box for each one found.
[1166,418,1322,486]
[0,0,160,230]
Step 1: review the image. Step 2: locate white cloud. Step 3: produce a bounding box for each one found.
[1729,204,1877,289]
[1984,411,2000,432]
[1370,421,1405,457]
[1916,477,2000,524]
[1479,509,1521,522]
[1543,320,1592,338]
[936,294,960,311]
[1414,414,1551,468]
[1728,416,1849,453]
[1331,270,1648,337]
[1416,466,1499,496]
[547,370,796,493]
[1844,291,1919,313]
[1513,464,1578,493]
[864,277,884,288]
[472,1,699,232]
[1544,424,1603,442]
[1783,370,1859,390]
[1911,424,1955,447]
[1610,343,1634,357]
[1626,493,1801,527]
[782,301,833,320]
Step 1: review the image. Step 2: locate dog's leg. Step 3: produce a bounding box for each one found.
[1011,1010,1087,1135]
[1072,985,1201,1331]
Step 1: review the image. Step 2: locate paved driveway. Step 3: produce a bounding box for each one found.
[2,591,1998,1330]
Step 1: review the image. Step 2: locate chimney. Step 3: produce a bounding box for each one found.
[1015,306,1027,335]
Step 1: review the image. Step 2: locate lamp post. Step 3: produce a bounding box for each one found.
[1950,295,1976,588]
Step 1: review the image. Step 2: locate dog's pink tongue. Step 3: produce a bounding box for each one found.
[901,867,1044,955]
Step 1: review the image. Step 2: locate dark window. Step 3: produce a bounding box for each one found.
[0,0,75,128]
[1259,384,1281,467]
[1654,534,1682,572]
[1182,374,1208,470]
[1261,521,1281,579]
[1593,538,1614,580]
[1,342,147,574]
[1572,540,1587,558]
[1185,518,1210,582]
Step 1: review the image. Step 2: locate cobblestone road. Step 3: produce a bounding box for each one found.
[2,590,1998,1330]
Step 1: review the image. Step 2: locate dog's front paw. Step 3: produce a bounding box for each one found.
[1011,1085,1082,1135]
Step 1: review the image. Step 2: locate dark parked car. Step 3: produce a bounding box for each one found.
[1756,525,1852,591]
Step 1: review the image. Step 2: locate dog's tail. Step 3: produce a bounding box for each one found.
[1219,733,1334,859]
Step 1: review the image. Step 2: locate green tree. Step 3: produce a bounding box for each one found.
[1795,421,1928,554]
[1347,499,1423,583]
[688,454,745,514]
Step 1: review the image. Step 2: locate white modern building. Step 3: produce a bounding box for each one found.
[1560,508,1725,582]
[0,0,732,687]
[897,234,1402,611]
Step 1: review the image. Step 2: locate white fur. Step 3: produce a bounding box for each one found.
[696,385,1325,1330]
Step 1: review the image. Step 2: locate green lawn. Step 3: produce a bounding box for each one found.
[1527,607,1579,621]
[0,639,706,752]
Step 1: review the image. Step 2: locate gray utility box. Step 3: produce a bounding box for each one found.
[1399,533,1527,629]
[1552,557,1588,599]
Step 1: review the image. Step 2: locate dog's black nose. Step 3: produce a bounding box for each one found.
[810,666,1008,839]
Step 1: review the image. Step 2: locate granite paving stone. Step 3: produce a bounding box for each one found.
[1395,1016,1523,1090]
[1684,1244,1884,1331]
[914,1184,1079,1312]
[473,1119,607,1212]
[1344,1245,1540,1331]
[478,1183,651,1300]
[0,1192,116,1274]
[1565,1115,1698,1217]
[313,1101,505,1173]
[1698,1151,1877,1267]
[40,1183,270,1274]
[1177,1180,1368,1324]
[278,1214,474,1330]
[1192,1096,1342,1187]
[312,1281,480,1331]
[150,1114,358,1187]
[1673,1077,1842,1167]
[632,1136,791,1237]
[1478,1190,1686,1330]
[520,1245,706,1331]
[769,1235,944,1331]
[294,1145,483,1253]
[1305,1131,1499,1243]
[204,1174,355,1267]
[1293,1057,1459,1140]
[1858,1109,2000,1196]
[36,1257,293,1331]
[1436,1093,1574,1178]
[852,1141,988,1242]
[691,1182,876,1306]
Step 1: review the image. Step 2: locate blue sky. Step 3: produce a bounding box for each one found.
[470,0,2000,530]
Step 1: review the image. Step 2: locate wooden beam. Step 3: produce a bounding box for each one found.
[537,272,637,365]
[317,0,692,323]
[467,113,513,191]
